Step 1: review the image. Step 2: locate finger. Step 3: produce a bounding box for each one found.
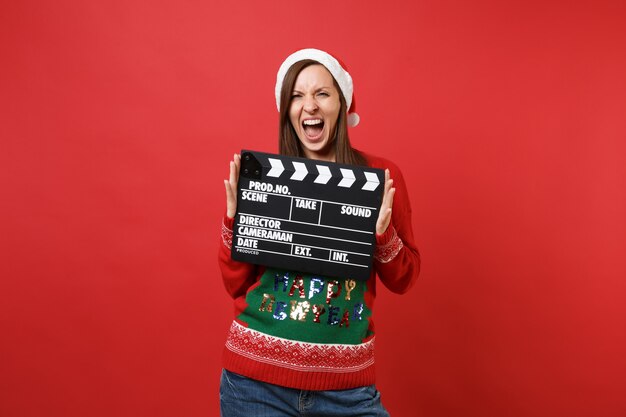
[383,169,390,195]
[230,153,241,169]
[381,179,394,211]
[233,153,240,172]
[224,178,233,198]
[382,169,392,199]
[233,154,241,182]
[229,160,237,186]
[225,179,236,218]
[387,187,396,210]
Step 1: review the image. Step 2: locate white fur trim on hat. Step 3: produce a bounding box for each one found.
[275,48,360,127]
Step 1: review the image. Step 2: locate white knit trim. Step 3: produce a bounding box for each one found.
[225,321,375,373]
[221,220,233,250]
[374,228,404,263]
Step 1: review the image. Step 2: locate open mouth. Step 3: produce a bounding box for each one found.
[302,119,324,139]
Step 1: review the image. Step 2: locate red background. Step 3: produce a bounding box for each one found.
[1,1,625,416]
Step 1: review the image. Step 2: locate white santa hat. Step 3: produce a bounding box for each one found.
[275,48,360,127]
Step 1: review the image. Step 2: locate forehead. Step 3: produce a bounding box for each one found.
[294,64,336,89]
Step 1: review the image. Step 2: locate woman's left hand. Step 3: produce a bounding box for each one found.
[376,169,395,235]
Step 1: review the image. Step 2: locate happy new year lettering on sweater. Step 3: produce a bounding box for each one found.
[218,152,420,391]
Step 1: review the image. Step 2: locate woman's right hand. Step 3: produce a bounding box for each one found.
[224,154,240,218]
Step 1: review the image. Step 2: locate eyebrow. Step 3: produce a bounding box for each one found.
[292,87,333,94]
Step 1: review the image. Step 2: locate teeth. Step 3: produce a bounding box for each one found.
[303,119,323,126]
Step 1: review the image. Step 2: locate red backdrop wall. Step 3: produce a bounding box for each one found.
[1,1,625,416]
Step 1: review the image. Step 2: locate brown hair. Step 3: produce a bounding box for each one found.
[278,60,367,166]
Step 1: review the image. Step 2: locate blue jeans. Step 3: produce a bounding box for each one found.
[220,369,390,417]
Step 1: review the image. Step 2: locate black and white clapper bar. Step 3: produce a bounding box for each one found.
[231,150,385,281]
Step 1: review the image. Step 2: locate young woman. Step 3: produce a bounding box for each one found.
[219,48,421,416]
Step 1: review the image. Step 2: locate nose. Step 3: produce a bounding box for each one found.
[303,95,318,113]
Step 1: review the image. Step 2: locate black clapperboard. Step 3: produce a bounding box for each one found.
[231,150,384,281]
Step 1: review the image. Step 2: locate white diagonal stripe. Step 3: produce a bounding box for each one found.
[290,162,308,181]
[314,165,332,184]
[338,168,356,188]
[267,158,285,177]
[362,172,380,191]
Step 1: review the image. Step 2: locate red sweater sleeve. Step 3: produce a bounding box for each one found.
[218,215,259,299]
[370,158,421,294]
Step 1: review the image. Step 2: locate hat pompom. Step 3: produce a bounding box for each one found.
[347,112,360,127]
